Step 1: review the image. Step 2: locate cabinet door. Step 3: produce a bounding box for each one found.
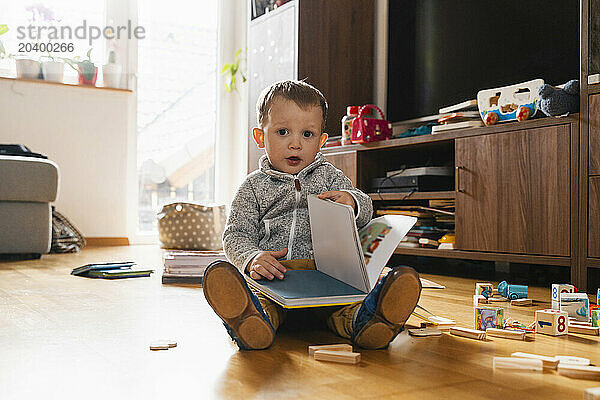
[590,94,600,175]
[324,150,357,186]
[589,177,600,258]
[455,126,570,256]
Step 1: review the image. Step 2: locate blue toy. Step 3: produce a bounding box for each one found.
[498,281,528,300]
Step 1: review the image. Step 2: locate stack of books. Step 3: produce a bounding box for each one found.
[71,261,154,279]
[162,250,226,284]
[376,203,455,249]
[432,100,483,133]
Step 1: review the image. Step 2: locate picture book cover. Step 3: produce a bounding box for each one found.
[246,195,416,308]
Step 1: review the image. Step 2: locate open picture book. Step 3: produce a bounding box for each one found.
[245,195,417,308]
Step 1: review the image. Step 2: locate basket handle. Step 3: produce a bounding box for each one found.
[358,104,386,119]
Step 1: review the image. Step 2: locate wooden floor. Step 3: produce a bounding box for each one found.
[1,245,599,400]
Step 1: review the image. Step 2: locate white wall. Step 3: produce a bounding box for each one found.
[0,79,134,238]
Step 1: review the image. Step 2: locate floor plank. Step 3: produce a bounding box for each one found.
[0,245,598,400]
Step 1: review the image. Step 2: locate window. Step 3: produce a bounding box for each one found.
[0,1,106,83]
[136,1,218,233]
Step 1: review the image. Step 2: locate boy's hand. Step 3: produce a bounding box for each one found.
[248,248,288,280]
[318,191,356,211]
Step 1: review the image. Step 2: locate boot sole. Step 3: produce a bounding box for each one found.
[354,267,422,349]
[203,262,274,349]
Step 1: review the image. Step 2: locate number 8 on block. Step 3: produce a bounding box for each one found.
[535,309,569,336]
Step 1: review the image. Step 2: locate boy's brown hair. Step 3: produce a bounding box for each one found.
[256,80,328,130]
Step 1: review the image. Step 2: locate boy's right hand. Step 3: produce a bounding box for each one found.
[248,248,288,280]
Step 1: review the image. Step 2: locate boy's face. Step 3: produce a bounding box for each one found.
[253,97,328,175]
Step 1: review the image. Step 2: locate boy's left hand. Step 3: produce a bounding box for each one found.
[318,191,355,211]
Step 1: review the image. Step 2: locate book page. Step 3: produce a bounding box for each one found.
[359,215,416,290]
[308,195,369,292]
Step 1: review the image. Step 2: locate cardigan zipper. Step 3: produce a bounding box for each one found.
[286,178,301,260]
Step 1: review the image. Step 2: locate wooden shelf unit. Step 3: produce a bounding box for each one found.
[323,115,581,285]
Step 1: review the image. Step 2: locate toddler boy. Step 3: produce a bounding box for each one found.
[203,80,421,350]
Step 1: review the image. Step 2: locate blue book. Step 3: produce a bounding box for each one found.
[245,196,416,308]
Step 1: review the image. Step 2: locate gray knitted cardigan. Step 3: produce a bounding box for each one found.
[222,152,373,273]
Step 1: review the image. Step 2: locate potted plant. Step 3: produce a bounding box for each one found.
[15,57,41,80]
[102,50,122,88]
[64,48,97,86]
[41,52,64,83]
[221,49,246,93]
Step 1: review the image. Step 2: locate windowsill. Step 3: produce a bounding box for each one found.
[0,76,133,93]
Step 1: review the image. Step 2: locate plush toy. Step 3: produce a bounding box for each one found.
[538,79,579,116]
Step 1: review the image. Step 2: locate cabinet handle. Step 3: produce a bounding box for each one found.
[455,166,463,192]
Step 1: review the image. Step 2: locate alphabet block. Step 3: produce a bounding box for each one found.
[560,293,589,322]
[474,306,504,330]
[592,309,599,328]
[551,283,575,310]
[475,282,493,298]
[535,309,568,336]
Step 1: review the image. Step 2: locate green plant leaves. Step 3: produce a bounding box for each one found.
[221,49,246,93]
[0,24,8,36]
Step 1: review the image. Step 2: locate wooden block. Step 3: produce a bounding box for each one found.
[488,296,508,303]
[449,327,486,340]
[568,325,599,336]
[535,309,568,336]
[493,357,543,372]
[560,293,590,322]
[510,352,559,370]
[557,364,600,380]
[485,328,526,341]
[475,282,493,297]
[474,306,504,330]
[313,350,360,364]
[551,283,575,310]
[408,327,442,337]
[555,355,591,366]
[308,344,353,357]
[584,387,600,400]
[473,294,488,307]
[511,298,532,306]
[569,321,593,327]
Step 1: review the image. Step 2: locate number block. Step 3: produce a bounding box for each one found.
[475,282,493,299]
[535,309,568,336]
[551,283,575,310]
[560,293,589,322]
[474,306,504,330]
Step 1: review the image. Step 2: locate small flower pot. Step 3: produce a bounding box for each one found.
[16,59,41,80]
[41,61,65,83]
[78,66,98,86]
[102,63,122,88]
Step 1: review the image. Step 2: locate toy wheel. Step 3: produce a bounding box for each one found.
[509,293,518,300]
[484,112,499,126]
[516,106,531,122]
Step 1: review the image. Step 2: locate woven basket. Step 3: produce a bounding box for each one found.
[157,202,226,250]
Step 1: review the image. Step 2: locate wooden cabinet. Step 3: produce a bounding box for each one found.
[455,125,571,256]
[323,150,357,186]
